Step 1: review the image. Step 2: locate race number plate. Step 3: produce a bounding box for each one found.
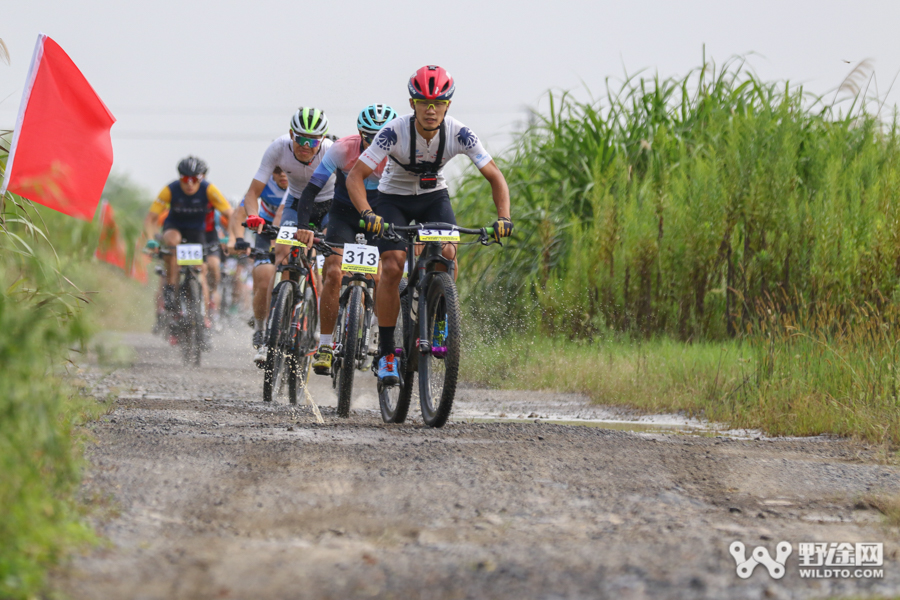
[418,229,460,242]
[341,243,379,274]
[316,254,325,273]
[275,226,306,247]
[176,244,203,265]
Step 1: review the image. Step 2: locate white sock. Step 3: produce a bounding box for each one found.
[320,334,332,347]
[255,318,265,331]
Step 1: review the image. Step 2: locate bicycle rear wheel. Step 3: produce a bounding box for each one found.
[379,277,414,423]
[335,286,363,418]
[264,282,294,403]
[418,272,460,428]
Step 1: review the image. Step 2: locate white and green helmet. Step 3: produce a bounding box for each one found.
[290,107,329,136]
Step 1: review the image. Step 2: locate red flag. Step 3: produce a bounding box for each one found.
[94,200,126,269]
[0,34,116,220]
[128,239,149,284]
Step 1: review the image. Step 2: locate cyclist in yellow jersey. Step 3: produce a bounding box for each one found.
[143,157,233,331]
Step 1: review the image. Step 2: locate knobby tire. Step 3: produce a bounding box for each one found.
[336,286,363,418]
[418,272,461,428]
[180,277,202,368]
[289,285,317,405]
[379,277,414,423]
[264,282,294,403]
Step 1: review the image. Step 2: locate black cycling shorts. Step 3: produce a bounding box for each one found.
[324,201,371,246]
[162,226,208,261]
[373,189,456,253]
[163,226,205,245]
[252,231,275,268]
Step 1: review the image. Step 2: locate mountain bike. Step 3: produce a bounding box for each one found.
[372,221,496,427]
[248,222,322,404]
[315,234,379,418]
[152,242,216,367]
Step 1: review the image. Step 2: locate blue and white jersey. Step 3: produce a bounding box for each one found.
[359,114,492,195]
[240,176,288,222]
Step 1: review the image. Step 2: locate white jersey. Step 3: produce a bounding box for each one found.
[359,114,492,195]
[253,134,335,202]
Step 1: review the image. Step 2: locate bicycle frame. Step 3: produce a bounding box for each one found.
[383,221,493,370]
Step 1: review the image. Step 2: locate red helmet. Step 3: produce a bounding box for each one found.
[408,65,455,101]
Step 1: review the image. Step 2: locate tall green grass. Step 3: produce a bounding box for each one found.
[456,56,900,341]
[0,122,151,596]
[454,55,900,445]
[462,298,900,443]
[0,257,102,599]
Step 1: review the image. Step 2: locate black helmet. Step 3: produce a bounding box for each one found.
[177,156,208,177]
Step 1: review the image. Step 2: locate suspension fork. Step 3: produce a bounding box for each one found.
[416,244,454,354]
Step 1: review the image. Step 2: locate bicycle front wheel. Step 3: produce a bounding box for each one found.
[336,286,363,418]
[264,282,294,403]
[288,289,316,405]
[180,277,203,368]
[379,277,414,423]
[418,272,461,428]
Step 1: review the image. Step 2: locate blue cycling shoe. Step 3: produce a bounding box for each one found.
[377,354,399,386]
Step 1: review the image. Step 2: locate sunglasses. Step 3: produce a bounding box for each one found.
[413,99,450,110]
[180,175,202,184]
[292,133,323,148]
[361,132,376,144]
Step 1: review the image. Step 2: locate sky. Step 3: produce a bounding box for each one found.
[3,0,899,201]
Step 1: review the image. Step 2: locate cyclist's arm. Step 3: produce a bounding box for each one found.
[207,183,233,221]
[241,178,267,231]
[479,160,510,219]
[143,211,161,244]
[347,161,376,215]
[273,202,284,228]
[143,186,172,241]
[228,205,247,252]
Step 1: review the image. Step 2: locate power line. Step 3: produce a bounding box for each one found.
[112,131,280,141]
[95,105,529,117]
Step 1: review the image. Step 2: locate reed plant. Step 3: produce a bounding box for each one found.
[455,55,900,341]
[455,54,900,446]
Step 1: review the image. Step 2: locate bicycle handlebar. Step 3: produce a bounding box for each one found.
[357,220,497,245]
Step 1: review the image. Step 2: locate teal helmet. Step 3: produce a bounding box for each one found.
[357,104,398,134]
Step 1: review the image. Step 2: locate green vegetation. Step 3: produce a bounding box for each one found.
[463,300,900,441]
[456,56,900,445]
[0,257,103,599]
[1,129,152,596]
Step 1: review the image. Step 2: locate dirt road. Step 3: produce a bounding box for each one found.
[56,330,900,599]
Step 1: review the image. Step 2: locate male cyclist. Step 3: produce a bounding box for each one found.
[292,104,398,375]
[346,66,513,384]
[230,167,289,361]
[143,156,233,338]
[240,107,335,363]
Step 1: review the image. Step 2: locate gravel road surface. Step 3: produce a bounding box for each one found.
[55,330,900,600]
